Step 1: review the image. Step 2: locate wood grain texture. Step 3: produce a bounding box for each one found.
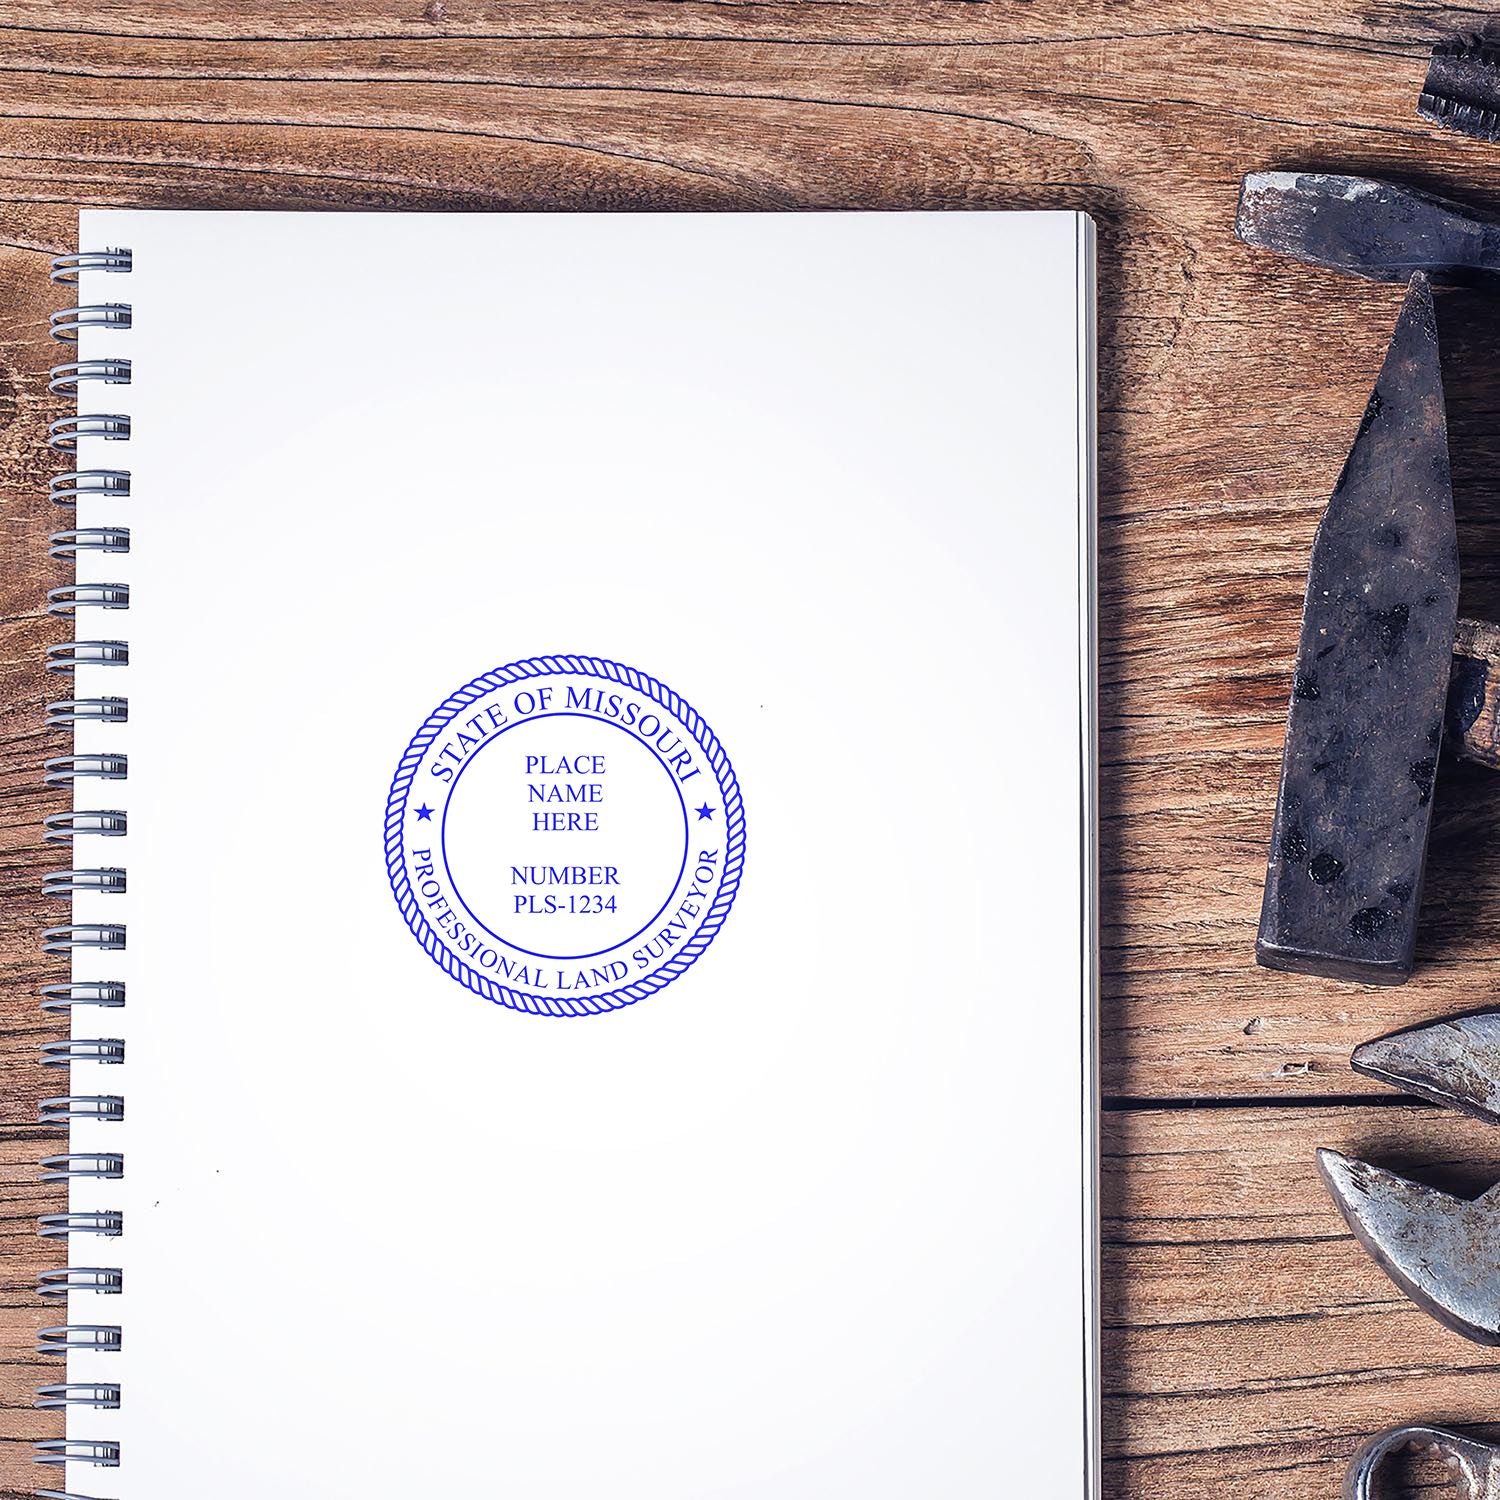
[2,4,1500,1497]
[1105,1105,1500,1497]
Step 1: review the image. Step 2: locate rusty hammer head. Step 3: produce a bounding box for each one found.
[1237,171,1500,283]
[1255,273,1458,984]
[1240,172,1500,982]
[1318,1012,1500,1345]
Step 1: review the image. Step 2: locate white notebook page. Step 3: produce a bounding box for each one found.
[63,209,1098,1498]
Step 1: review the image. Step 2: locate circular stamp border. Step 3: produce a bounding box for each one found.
[384,655,746,1018]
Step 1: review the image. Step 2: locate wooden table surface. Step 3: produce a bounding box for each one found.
[2,3,1499,1494]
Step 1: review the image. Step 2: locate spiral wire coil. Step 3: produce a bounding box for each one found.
[40,246,131,1496]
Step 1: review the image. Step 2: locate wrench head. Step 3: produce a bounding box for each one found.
[1318,1148,1500,1345]
[1353,1012,1500,1125]
[1344,1424,1500,1500]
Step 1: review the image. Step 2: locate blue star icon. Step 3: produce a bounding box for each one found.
[414,804,434,822]
[695,803,715,821]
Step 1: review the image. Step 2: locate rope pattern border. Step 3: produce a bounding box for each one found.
[385,655,746,1017]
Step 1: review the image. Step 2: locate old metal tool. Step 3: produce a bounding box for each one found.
[1242,180,1500,980]
[1237,170,1500,283]
[1257,273,1460,984]
[1421,37,1500,143]
[1318,1011,1500,1344]
[1344,1424,1500,1499]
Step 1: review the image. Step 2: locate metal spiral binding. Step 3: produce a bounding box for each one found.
[47,585,129,614]
[50,250,132,282]
[49,529,129,559]
[37,1269,123,1296]
[46,644,129,675]
[48,362,130,397]
[40,1098,124,1124]
[40,1039,125,1065]
[42,925,124,955]
[50,473,129,507]
[48,306,130,340]
[38,1212,122,1239]
[43,813,127,844]
[41,246,131,1500]
[39,1154,124,1179]
[34,1436,120,1466]
[37,1327,121,1353]
[41,871,126,897]
[39,983,125,1012]
[44,755,127,786]
[34,1386,121,1411]
[46,703,128,730]
[47,416,130,451]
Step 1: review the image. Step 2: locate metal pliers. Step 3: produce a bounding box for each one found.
[1318,1011,1500,1346]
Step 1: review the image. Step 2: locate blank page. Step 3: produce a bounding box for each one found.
[61,208,1098,1498]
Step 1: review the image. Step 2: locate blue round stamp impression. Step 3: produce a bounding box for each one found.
[385,656,745,1017]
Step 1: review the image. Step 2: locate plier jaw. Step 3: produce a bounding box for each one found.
[1319,1012,1500,1347]
[1351,1012,1500,1125]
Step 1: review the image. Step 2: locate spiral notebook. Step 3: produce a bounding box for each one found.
[41,209,1098,1498]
